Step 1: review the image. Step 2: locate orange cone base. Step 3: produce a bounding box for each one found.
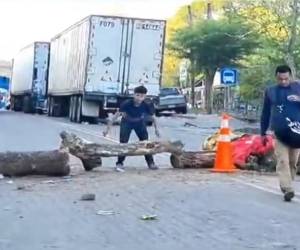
[211,141,236,173]
[211,168,237,173]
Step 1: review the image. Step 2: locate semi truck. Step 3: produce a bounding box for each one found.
[47,15,166,122]
[10,42,50,113]
[0,76,10,109]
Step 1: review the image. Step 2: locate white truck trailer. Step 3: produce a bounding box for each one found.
[47,15,166,122]
[11,42,50,113]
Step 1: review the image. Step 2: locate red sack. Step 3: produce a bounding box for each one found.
[231,135,274,168]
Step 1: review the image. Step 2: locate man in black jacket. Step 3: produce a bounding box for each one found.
[103,85,160,172]
[261,65,300,202]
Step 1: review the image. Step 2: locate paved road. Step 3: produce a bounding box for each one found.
[1,111,300,250]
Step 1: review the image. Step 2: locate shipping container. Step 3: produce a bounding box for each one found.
[48,15,166,122]
[11,42,50,113]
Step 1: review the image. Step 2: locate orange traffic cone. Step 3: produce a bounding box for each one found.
[211,113,236,173]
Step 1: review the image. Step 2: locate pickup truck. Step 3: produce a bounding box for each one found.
[155,87,187,116]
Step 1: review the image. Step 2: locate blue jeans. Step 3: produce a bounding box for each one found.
[116,121,154,166]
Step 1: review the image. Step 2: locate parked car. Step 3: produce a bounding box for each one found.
[155,87,187,116]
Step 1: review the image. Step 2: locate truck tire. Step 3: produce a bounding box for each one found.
[23,96,34,114]
[75,95,82,123]
[48,97,54,117]
[12,96,22,112]
[69,96,75,122]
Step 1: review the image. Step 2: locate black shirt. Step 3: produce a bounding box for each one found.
[120,99,154,123]
[261,82,300,135]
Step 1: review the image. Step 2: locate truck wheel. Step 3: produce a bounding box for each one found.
[75,95,82,123]
[23,96,34,114]
[11,96,15,111]
[69,96,75,122]
[48,97,53,116]
[12,96,22,112]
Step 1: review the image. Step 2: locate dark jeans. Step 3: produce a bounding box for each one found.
[116,121,154,166]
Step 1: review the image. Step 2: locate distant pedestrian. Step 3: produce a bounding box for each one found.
[103,85,160,172]
[261,65,300,202]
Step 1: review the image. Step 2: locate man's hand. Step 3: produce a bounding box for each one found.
[103,112,121,137]
[287,95,300,102]
[261,135,269,146]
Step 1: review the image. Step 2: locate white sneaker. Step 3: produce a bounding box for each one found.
[115,164,125,173]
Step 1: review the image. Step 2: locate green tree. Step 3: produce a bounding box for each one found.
[163,0,227,87]
[169,19,259,113]
[225,0,300,77]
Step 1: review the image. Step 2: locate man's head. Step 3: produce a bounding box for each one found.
[133,85,148,104]
[275,65,292,87]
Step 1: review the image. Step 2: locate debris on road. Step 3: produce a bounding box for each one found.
[201,130,276,172]
[17,185,26,190]
[43,180,56,185]
[81,193,96,201]
[140,214,158,221]
[172,114,197,119]
[183,122,219,130]
[183,122,198,128]
[96,210,115,216]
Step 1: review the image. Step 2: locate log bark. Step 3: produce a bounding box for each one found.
[60,131,184,171]
[0,150,70,177]
[170,151,216,169]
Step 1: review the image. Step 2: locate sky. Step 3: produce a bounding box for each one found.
[0,0,192,60]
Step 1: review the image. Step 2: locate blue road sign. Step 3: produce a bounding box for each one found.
[221,68,238,85]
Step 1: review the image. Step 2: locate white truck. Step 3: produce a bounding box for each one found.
[48,15,166,122]
[11,42,50,113]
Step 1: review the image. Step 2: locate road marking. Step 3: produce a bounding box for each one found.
[233,176,300,203]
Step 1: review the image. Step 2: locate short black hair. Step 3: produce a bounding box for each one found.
[275,65,292,75]
[134,85,148,94]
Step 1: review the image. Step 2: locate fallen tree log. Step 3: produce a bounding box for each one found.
[170,151,216,169]
[60,131,184,171]
[170,150,278,172]
[0,150,70,177]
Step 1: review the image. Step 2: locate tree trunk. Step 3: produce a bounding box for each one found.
[190,59,196,108]
[0,150,70,177]
[60,131,184,171]
[170,151,215,169]
[205,69,215,114]
[285,0,299,78]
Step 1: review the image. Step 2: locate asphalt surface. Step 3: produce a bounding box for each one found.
[1,111,300,250]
